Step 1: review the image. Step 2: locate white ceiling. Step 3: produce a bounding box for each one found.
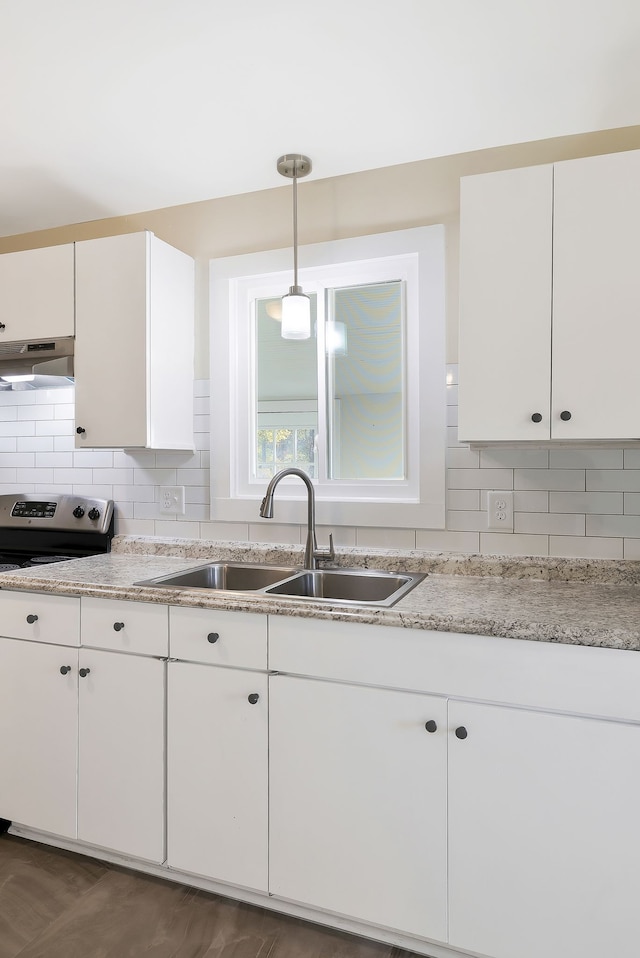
[2,0,640,237]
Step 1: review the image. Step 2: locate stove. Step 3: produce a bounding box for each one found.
[0,493,115,568]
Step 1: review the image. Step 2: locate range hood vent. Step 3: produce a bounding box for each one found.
[0,337,74,379]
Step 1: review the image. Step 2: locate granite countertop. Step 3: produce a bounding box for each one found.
[1,536,640,651]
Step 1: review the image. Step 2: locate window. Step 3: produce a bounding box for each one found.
[210,226,445,529]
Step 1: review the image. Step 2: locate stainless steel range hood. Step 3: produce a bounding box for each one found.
[0,337,74,381]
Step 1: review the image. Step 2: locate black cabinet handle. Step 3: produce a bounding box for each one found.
[455,726,468,740]
[26,614,38,624]
[207,632,219,644]
[0,323,5,330]
[248,693,260,705]
[79,667,91,678]
[59,665,71,675]
[560,410,572,421]
[424,720,438,733]
[113,622,125,632]
[76,426,86,434]
[531,413,542,423]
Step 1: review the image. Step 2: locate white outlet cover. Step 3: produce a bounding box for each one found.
[487,490,514,532]
[160,486,186,515]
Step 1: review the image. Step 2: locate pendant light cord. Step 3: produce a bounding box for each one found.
[292,171,299,289]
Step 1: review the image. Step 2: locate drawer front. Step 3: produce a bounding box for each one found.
[0,590,80,646]
[170,606,267,669]
[81,596,168,656]
[268,615,640,722]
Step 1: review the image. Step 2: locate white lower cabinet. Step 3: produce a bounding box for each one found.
[167,661,268,891]
[269,674,448,941]
[77,649,165,862]
[0,638,78,838]
[448,700,640,958]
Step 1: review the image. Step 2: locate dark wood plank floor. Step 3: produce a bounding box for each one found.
[0,834,424,958]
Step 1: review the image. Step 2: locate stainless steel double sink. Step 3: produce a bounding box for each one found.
[136,561,425,608]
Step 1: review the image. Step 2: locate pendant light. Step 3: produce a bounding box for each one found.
[277,154,312,339]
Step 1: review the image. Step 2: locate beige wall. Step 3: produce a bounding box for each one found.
[2,125,640,376]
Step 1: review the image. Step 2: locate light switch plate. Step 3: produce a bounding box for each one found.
[487,491,514,531]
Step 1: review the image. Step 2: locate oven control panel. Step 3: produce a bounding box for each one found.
[11,501,57,519]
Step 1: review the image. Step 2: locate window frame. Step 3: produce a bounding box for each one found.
[209,225,446,529]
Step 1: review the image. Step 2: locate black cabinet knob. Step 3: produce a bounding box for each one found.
[207,632,219,643]
[72,506,85,518]
[76,426,86,435]
[26,614,38,624]
[79,667,91,678]
[0,323,5,330]
[113,622,125,632]
[88,508,101,521]
[531,413,543,423]
[248,693,260,705]
[455,726,468,740]
[59,665,71,675]
[424,720,438,733]
[560,410,572,421]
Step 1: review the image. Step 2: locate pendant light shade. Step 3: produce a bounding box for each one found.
[281,287,311,339]
[277,154,312,340]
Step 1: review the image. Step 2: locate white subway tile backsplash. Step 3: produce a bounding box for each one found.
[586,514,640,537]
[356,527,417,550]
[549,491,623,514]
[448,489,480,511]
[480,533,549,557]
[550,536,624,559]
[515,469,585,491]
[447,447,480,468]
[480,448,549,469]
[200,522,250,541]
[416,529,480,553]
[587,470,640,492]
[449,468,513,490]
[17,437,53,452]
[2,371,640,560]
[512,491,549,513]
[515,512,585,536]
[549,448,624,469]
[317,525,357,547]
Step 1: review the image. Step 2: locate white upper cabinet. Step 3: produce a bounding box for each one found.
[74,231,194,449]
[0,244,74,342]
[459,148,640,442]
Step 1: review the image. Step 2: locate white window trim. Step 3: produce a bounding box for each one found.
[210,226,446,529]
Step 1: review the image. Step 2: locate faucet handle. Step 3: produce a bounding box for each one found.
[316,533,335,565]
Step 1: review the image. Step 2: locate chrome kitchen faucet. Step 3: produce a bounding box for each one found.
[259,468,335,570]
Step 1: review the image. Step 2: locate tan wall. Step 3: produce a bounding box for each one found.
[2,125,640,376]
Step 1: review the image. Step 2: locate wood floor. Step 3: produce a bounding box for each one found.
[0,834,424,958]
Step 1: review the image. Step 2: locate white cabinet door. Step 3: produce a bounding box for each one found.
[448,700,640,958]
[74,231,194,449]
[458,164,553,442]
[553,149,640,439]
[0,244,74,342]
[0,638,78,838]
[77,649,165,862]
[167,662,268,891]
[269,675,448,941]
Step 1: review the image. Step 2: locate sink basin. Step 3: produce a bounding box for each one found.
[265,569,425,607]
[136,562,425,607]
[136,562,299,592]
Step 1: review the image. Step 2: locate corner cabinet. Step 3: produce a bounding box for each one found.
[458,148,640,442]
[0,243,75,342]
[74,231,195,449]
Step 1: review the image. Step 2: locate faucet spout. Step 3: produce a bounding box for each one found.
[259,468,335,570]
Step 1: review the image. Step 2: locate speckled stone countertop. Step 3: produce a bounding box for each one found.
[1,535,640,650]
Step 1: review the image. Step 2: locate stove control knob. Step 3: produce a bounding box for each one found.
[73,506,85,519]
[88,508,101,521]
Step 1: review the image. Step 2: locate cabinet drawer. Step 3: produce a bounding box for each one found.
[170,607,267,669]
[81,596,168,656]
[0,591,80,646]
[269,615,640,722]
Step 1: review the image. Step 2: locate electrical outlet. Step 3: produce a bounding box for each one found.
[160,486,185,515]
[487,490,514,531]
